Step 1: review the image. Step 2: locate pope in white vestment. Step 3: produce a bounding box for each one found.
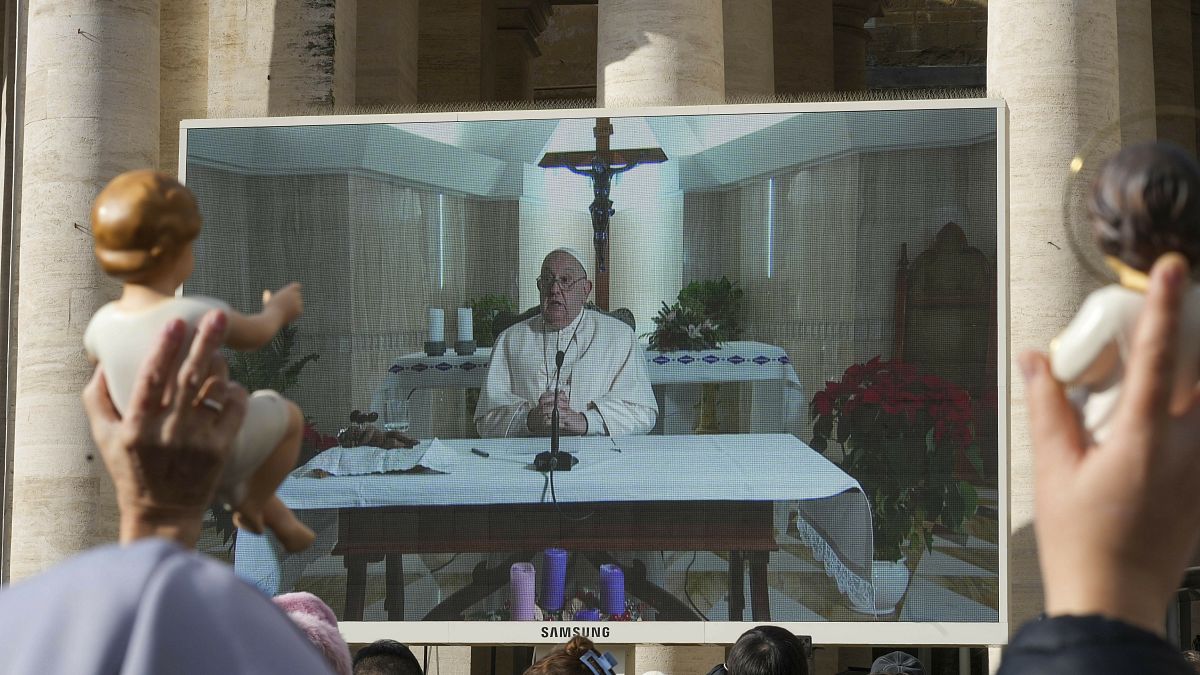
[475,248,658,437]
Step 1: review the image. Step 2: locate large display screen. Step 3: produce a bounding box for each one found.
[181,100,1007,645]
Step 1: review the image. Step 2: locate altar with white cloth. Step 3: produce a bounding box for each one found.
[372,340,805,437]
[233,433,876,622]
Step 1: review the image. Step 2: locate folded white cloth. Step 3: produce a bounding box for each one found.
[300,439,453,476]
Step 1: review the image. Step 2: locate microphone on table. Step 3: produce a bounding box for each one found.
[535,349,578,472]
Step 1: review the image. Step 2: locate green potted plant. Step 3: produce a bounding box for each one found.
[468,294,517,349]
[809,356,980,613]
[647,277,744,432]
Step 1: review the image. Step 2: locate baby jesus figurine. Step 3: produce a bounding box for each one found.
[1051,142,1200,442]
[84,170,315,552]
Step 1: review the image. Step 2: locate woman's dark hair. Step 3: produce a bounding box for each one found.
[724,625,809,675]
[353,639,423,675]
[523,636,595,675]
[1089,141,1200,274]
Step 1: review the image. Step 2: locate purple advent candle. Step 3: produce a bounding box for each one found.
[599,564,625,617]
[542,548,568,612]
[575,608,600,621]
[510,562,537,621]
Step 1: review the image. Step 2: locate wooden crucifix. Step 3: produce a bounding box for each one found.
[538,117,667,310]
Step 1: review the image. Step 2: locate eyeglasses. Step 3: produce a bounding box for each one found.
[536,274,586,292]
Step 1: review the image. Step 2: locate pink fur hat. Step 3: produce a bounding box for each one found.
[273,592,352,675]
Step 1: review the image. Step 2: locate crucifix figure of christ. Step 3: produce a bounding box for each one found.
[538,117,667,310]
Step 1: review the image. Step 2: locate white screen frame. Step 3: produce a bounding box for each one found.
[179,97,1010,646]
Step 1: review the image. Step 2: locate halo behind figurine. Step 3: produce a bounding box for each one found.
[1050,142,1200,442]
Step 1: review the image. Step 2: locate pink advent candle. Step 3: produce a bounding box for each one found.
[510,562,537,620]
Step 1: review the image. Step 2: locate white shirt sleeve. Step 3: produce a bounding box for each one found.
[474,328,536,438]
[588,331,658,436]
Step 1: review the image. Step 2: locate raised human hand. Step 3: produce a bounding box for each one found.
[263,282,304,324]
[1023,253,1200,634]
[83,310,249,547]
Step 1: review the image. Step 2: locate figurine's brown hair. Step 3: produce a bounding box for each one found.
[1089,141,1200,274]
[523,637,595,675]
[91,170,202,282]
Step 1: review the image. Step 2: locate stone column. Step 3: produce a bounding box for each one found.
[1117,0,1157,145]
[832,0,881,91]
[161,0,208,175]
[208,0,356,117]
[418,0,498,103]
[356,0,419,106]
[596,0,725,107]
[1153,0,1195,150]
[495,0,552,101]
[10,0,160,580]
[773,0,834,94]
[724,0,774,99]
[1193,3,1200,157]
[988,0,1121,630]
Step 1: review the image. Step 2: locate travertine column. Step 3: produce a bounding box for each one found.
[418,0,498,102]
[208,0,356,116]
[596,0,724,107]
[1193,3,1200,156]
[988,0,1121,632]
[356,0,418,106]
[723,0,774,98]
[10,0,160,580]
[161,0,208,175]
[832,0,881,91]
[1117,0,1157,145]
[1153,0,1195,150]
[495,0,552,101]
[773,0,834,93]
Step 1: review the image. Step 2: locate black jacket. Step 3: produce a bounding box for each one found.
[999,615,1192,675]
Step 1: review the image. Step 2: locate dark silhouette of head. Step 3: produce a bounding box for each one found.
[1089,141,1200,275]
[353,639,423,675]
[724,625,809,675]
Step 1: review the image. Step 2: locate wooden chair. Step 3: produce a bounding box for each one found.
[894,221,998,479]
[493,302,635,337]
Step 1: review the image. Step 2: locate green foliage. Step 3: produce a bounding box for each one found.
[468,294,517,348]
[227,325,319,395]
[647,276,744,351]
[678,276,743,339]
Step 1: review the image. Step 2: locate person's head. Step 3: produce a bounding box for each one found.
[271,592,352,675]
[353,639,423,675]
[538,248,592,330]
[1183,649,1200,673]
[723,625,809,675]
[91,169,202,286]
[1089,141,1200,275]
[523,636,598,675]
[868,651,925,675]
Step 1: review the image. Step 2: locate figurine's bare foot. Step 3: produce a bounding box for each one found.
[263,495,315,552]
[233,508,265,535]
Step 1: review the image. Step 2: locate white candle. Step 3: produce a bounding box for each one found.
[457,307,473,342]
[428,308,444,342]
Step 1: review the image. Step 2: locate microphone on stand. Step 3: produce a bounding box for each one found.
[535,349,578,472]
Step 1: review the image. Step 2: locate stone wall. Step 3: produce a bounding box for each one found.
[867,0,987,88]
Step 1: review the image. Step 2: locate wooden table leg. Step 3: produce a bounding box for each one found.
[749,551,770,621]
[343,554,368,621]
[728,551,745,621]
[385,553,405,621]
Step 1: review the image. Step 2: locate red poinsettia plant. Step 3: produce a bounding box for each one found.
[810,356,981,561]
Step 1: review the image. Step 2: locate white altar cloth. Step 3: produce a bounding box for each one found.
[372,340,805,436]
[234,434,875,613]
